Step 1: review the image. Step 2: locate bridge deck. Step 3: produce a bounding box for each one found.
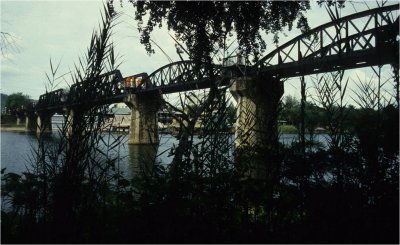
[35,4,399,113]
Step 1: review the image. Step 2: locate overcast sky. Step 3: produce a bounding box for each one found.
[1,0,397,104]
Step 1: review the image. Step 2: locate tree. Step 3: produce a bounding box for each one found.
[280,95,300,125]
[130,1,311,65]
[4,92,31,115]
[1,93,8,113]
[1,32,20,59]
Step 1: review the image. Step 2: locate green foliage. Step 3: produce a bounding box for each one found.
[317,0,346,8]
[2,101,399,243]
[1,93,8,112]
[1,114,17,125]
[279,94,376,136]
[1,1,399,243]
[279,124,298,134]
[4,92,31,112]
[280,95,326,132]
[1,2,125,243]
[130,1,310,64]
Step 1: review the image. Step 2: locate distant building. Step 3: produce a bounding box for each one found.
[107,103,130,131]
[278,120,287,125]
[105,103,231,134]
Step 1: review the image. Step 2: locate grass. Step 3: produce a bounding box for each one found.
[278,124,298,134]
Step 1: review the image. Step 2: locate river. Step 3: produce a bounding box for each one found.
[1,130,328,177]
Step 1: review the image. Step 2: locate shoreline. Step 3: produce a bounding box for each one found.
[1,127,27,133]
[0,126,327,135]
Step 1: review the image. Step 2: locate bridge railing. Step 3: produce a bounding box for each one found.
[36,70,125,111]
[144,61,202,88]
[254,4,399,72]
[136,61,224,93]
[36,89,65,111]
[68,70,124,105]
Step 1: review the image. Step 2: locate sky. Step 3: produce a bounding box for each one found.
[0,0,398,106]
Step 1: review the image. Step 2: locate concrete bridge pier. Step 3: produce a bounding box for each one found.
[230,76,284,179]
[66,109,75,138]
[65,108,88,142]
[36,113,53,134]
[17,117,22,126]
[25,113,38,133]
[124,92,162,145]
[230,76,283,147]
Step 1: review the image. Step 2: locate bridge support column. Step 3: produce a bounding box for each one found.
[66,109,79,138]
[36,113,53,134]
[125,92,162,145]
[25,113,38,133]
[230,76,283,179]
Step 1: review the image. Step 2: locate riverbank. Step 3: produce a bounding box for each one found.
[0,126,26,132]
[0,125,326,134]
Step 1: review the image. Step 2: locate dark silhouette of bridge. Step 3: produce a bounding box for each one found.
[29,4,398,145]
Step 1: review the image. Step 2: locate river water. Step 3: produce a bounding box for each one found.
[1,130,328,177]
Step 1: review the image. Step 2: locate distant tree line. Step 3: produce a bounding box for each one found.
[2,92,33,116]
[279,95,380,135]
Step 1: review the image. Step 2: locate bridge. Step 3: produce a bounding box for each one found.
[27,5,398,146]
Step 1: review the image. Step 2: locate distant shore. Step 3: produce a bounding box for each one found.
[0,125,326,134]
[0,126,26,132]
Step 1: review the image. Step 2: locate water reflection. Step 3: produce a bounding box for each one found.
[125,144,158,179]
[2,132,328,178]
[1,132,38,174]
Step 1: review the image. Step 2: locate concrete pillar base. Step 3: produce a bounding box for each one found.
[66,109,78,138]
[230,75,284,179]
[25,113,38,133]
[37,113,53,134]
[125,92,162,145]
[230,76,283,148]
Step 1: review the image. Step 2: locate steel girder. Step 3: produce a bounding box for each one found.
[35,4,399,112]
[252,4,399,78]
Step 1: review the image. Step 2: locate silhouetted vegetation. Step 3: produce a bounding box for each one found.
[2,69,398,243]
[3,92,32,116]
[130,1,310,64]
[1,1,399,244]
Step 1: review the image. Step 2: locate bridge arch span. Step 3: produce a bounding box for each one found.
[138,60,223,94]
[252,4,399,78]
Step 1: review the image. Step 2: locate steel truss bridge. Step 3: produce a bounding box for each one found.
[36,4,399,112]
